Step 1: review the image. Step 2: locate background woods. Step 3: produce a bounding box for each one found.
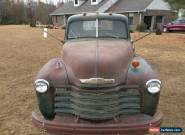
[0,0,184,25]
[0,0,57,25]
[165,0,185,10]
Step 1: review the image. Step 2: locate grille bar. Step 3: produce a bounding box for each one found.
[54,86,141,120]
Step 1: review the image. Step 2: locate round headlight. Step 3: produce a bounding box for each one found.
[146,79,161,94]
[35,79,49,93]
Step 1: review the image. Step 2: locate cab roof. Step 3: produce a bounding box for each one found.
[67,13,128,23]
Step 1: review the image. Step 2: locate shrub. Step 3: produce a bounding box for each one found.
[156,28,162,35]
[30,22,36,27]
[156,23,162,35]
[0,19,16,25]
[129,29,134,33]
[136,23,147,32]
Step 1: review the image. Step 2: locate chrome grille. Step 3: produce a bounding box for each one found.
[54,86,141,120]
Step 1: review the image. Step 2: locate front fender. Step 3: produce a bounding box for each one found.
[36,58,68,85]
[35,58,69,119]
[126,56,161,116]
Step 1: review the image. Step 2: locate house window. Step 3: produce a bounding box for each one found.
[74,0,78,5]
[128,17,133,25]
[128,13,134,25]
[91,0,102,5]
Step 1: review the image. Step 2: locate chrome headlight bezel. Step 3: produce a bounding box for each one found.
[34,79,49,93]
[146,79,161,94]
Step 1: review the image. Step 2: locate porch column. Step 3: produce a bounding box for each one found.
[63,15,66,26]
[150,16,155,31]
[162,16,165,26]
[139,13,142,24]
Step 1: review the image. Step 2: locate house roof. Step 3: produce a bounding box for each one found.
[145,0,171,10]
[50,0,171,16]
[49,0,107,15]
[107,0,154,13]
[68,13,128,23]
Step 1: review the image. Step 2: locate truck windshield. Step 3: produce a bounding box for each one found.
[68,19,128,39]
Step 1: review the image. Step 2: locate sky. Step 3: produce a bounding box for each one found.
[22,0,68,5]
[35,0,69,5]
[35,0,61,5]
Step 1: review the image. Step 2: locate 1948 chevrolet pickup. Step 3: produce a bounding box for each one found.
[32,13,163,135]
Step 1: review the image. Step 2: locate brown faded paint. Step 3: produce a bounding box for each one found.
[32,112,163,135]
[36,58,69,85]
[62,38,134,86]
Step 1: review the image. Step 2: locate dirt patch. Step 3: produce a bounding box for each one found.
[0,26,184,135]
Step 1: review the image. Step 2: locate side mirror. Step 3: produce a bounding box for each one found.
[133,32,153,43]
[43,28,64,45]
[130,39,135,52]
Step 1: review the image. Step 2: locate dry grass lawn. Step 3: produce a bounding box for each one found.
[0,25,185,135]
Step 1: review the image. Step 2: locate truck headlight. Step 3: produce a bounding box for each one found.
[35,79,49,93]
[146,79,161,94]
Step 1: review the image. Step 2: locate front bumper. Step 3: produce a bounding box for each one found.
[32,112,163,135]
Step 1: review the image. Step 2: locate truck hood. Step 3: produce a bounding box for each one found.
[62,39,134,85]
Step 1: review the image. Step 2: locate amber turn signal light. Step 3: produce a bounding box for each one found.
[132,61,140,68]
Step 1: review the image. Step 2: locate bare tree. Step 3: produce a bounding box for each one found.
[165,0,185,9]
[0,0,56,25]
[35,1,56,25]
[0,0,12,24]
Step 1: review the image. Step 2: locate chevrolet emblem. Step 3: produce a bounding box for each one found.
[80,78,115,84]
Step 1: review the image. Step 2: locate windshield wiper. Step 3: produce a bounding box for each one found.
[100,33,123,39]
[70,30,79,39]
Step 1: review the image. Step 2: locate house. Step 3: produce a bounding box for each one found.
[49,0,176,31]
